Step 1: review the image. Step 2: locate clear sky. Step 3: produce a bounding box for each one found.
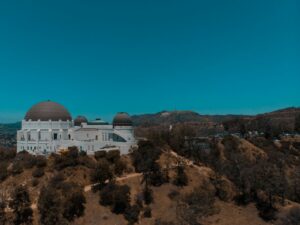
[0,0,299,123]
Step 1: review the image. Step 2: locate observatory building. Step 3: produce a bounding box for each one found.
[17,101,135,155]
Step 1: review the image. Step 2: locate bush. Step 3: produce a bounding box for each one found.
[106,150,121,163]
[131,140,161,173]
[32,168,45,178]
[143,185,153,205]
[100,183,131,214]
[114,159,127,176]
[52,147,80,170]
[49,173,65,189]
[0,148,16,161]
[9,185,33,225]
[36,156,47,168]
[11,162,23,176]
[0,163,8,182]
[15,151,37,169]
[63,189,86,222]
[256,198,277,221]
[168,190,180,200]
[124,205,140,225]
[143,207,152,218]
[94,151,107,160]
[173,164,188,187]
[91,159,113,190]
[32,178,39,187]
[38,186,67,225]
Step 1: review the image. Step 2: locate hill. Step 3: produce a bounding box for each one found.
[1,136,300,225]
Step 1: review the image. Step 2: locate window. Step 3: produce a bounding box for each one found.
[53,133,58,140]
[95,135,98,140]
[112,134,127,142]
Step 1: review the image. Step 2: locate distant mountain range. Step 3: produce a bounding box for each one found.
[132,107,300,126]
[131,110,249,126]
[0,107,299,135]
[0,122,21,135]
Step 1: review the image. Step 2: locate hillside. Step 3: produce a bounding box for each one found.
[1,136,300,225]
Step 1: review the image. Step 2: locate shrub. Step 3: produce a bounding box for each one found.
[32,178,39,187]
[91,159,113,190]
[63,189,86,222]
[94,151,107,160]
[11,162,23,176]
[100,183,131,214]
[255,197,277,221]
[114,159,127,176]
[173,164,188,187]
[143,207,152,218]
[9,185,33,225]
[49,173,65,189]
[124,205,140,225]
[15,151,37,169]
[0,148,16,161]
[0,163,8,182]
[32,168,45,178]
[143,185,153,205]
[36,155,47,168]
[38,186,67,225]
[106,150,121,164]
[131,140,161,173]
[168,190,180,200]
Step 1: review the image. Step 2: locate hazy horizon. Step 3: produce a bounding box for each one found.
[0,0,299,122]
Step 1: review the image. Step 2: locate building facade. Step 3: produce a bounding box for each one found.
[17,101,136,155]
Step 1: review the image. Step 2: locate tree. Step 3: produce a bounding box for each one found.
[9,185,33,225]
[143,182,153,205]
[0,199,7,225]
[131,140,161,173]
[63,190,86,222]
[99,183,131,214]
[124,205,141,225]
[173,161,188,187]
[91,159,113,190]
[38,187,67,225]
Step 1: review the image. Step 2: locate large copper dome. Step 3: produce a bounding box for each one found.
[25,101,72,121]
[113,112,133,126]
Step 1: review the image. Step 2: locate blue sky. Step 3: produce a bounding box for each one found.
[0,0,299,122]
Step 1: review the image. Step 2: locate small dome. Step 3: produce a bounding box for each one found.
[25,101,72,121]
[74,116,88,126]
[113,112,133,126]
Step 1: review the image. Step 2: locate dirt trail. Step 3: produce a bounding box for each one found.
[83,172,142,192]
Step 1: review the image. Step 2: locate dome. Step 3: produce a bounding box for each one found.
[74,116,88,126]
[113,112,133,126]
[25,101,72,121]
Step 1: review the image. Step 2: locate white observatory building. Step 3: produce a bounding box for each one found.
[17,101,136,155]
